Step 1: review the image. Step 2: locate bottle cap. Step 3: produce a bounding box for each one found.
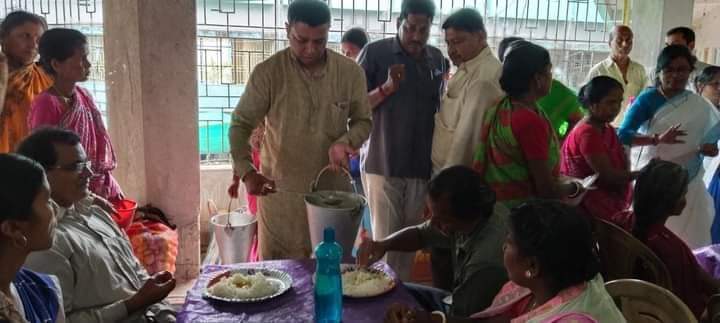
[323,227,335,242]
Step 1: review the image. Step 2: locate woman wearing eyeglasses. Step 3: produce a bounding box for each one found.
[617,45,720,248]
[696,66,720,109]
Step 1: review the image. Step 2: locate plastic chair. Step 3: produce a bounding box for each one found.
[592,217,672,290]
[605,279,697,323]
[708,294,720,323]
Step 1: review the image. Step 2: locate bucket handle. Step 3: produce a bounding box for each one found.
[225,198,238,231]
[310,165,357,193]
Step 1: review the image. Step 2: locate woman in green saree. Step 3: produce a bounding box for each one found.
[474,40,581,207]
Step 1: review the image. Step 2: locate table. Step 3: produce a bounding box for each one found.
[177,259,419,322]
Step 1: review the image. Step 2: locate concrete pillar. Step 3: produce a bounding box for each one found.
[661,0,695,40]
[103,0,201,280]
[630,0,666,71]
[630,0,695,75]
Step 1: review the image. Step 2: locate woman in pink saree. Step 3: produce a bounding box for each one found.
[28,28,123,202]
[384,201,625,323]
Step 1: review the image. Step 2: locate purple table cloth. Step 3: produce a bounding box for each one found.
[694,244,720,278]
[177,259,419,322]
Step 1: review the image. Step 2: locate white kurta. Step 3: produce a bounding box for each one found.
[431,47,503,174]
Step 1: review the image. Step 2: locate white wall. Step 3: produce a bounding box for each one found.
[629,0,697,76]
[105,0,201,280]
[662,0,696,40]
[694,1,720,64]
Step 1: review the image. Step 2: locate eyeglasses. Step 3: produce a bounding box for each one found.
[49,161,92,173]
[705,81,720,89]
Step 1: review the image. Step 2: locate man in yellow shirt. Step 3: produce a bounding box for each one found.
[586,25,648,126]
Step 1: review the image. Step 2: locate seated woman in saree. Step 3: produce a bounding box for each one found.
[696,66,720,243]
[384,200,626,323]
[560,76,638,231]
[497,37,583,140]
[473,40,581,208]
[28,28,123,202]
[696,66,720,109]
[618,45,720,248]
[0,11,53,153]
[0,153,64,323]
[632,159,720,320]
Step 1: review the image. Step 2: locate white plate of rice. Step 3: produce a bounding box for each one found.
[203,268,293,303]
[341,264,396,298]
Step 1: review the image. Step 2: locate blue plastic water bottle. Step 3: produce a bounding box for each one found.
[314,227,343,323]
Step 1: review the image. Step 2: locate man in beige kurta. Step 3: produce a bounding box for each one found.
[431,9,503,174]
[229,0,371,260]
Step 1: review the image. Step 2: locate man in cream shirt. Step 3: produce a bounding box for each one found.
[431,8,503,174]
[18,128,176,323]
[586,25,648,126]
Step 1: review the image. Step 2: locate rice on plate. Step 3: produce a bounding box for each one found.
[208,272,279,299]
[342,268,395,297]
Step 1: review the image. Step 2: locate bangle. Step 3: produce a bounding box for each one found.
[378,85,388,98]
[652,134,660,146]
[431,311,447,323]
[568,182,581,198]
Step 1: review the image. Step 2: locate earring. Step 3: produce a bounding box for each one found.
[14,235,28,249]
[525,270,533,278]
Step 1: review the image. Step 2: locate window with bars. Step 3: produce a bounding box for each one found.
[196,0,625,161]
[3,0,626,161]
[1,0,106,113]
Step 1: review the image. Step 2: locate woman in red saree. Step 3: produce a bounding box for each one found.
[0,11,53,153]
[560,76,638,231]
[28,28,123,201]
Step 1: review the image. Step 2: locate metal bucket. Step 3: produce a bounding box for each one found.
[210,203,257,264]
[305,166,365,260]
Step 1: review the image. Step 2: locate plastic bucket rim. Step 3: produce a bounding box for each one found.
[303,190,367,211]
[209,212,257,228]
